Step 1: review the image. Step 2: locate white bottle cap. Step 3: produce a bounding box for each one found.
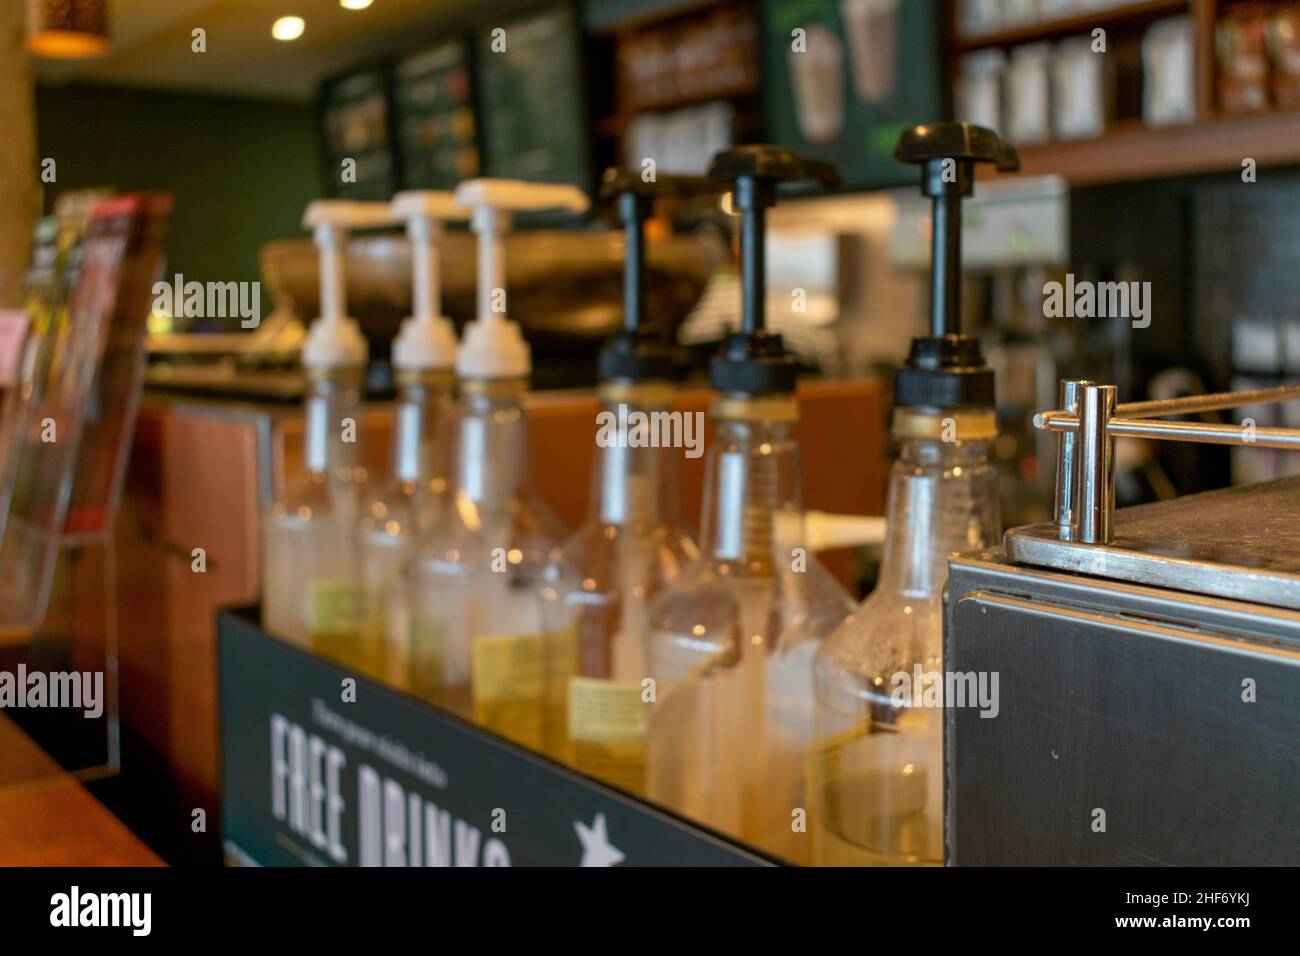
[299,200,394,370]
[392,315,458,371]
[302,316,369,370]
[388,191,468,371]
[451,178,590,379]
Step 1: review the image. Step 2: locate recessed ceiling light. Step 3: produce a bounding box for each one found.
[272,16,306,41]
[340,0,374,9]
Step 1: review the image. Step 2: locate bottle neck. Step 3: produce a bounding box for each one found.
[454,379,530,510]
[304,367,363,476]
[699,400,803,576]
[876,427,1000,599]
[392,370,454,484]
[587,386,687,529]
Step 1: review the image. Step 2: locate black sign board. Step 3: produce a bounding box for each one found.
[319,66,398,200]
[394,38,480,190]
[475,4,591,193]
[219,609,771,867]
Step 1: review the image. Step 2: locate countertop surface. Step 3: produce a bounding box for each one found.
[0,715,163,867]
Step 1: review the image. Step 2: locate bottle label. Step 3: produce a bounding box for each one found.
[568,677,648,793]
[362,584,412,687]
[468,627,577,755]
[407,616,446,700]
[544,626,578,705]
[308,578,357,637]
[471,632,546,751]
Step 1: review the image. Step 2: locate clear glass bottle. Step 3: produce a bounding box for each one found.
[407,378,572,752]
[645,395,854,863]
[809,408,1000,866]
[264,365,367,648]
[356,367,454,684]
[549,381,697,794]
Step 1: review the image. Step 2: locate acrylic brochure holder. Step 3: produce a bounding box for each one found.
[0,193,170,788]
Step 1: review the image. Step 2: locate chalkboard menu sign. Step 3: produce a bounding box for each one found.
[761,0,942,190]
[320,67,397,200]
[394,38,480,190]
[475,4,591,192]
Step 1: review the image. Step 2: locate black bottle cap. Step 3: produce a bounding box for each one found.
[893,335,995,409]
[709,330,798,395]
[599,327,676,382]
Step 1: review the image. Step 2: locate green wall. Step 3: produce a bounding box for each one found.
[34,83,322,322]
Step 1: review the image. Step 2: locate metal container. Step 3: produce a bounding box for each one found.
[944,381,1300,865]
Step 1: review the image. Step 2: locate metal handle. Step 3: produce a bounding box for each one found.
[1037,381,1300,544]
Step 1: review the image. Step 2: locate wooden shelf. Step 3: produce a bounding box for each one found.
[627,79,758,115]
[954,0,1189,52]
[594,81,757,141]
[984,110,1300,185]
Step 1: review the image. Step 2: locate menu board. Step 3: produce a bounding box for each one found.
[320,66,397,200]
[475,4,591,193]
[761,0,942,190]
[394,38,480,190]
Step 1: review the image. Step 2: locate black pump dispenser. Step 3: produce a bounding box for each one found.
[597,167,715,383]
[705,145,841,396]
[893,122,1019,409]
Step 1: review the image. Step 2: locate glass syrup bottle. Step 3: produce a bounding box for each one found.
[407,179,589,752]
[546,170,713,793]
[263,201,390,648]
[354,192,464,683]
[644,147,853,864]
[809,121,1018,865]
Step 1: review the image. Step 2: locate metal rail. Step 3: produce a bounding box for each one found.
[1036,413,1300,450]
[1035,380,1300,544]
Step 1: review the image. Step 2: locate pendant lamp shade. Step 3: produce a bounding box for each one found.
[26,0,110,59]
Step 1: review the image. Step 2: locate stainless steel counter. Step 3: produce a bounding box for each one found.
[945,477,1300,866]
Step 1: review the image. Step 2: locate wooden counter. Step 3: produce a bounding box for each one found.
[0,715,162,866]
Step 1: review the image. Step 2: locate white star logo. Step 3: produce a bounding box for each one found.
[574,813,625,867]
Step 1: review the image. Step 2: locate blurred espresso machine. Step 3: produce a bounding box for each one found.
[946,380,1300,865]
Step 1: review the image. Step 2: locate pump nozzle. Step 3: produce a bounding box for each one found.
[389,191,469,372]
[452,179,590,379]
[301,200,394,370]
[705,145,841,396]
[597,168,716,383]
[892,122,1019,410]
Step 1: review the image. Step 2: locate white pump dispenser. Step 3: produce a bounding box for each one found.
[300,200,392,369]
[451,179,589,380]
[350,192,467,682]
[389,191,467,371]
[407,178,589,752]
[263,200,391,649]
